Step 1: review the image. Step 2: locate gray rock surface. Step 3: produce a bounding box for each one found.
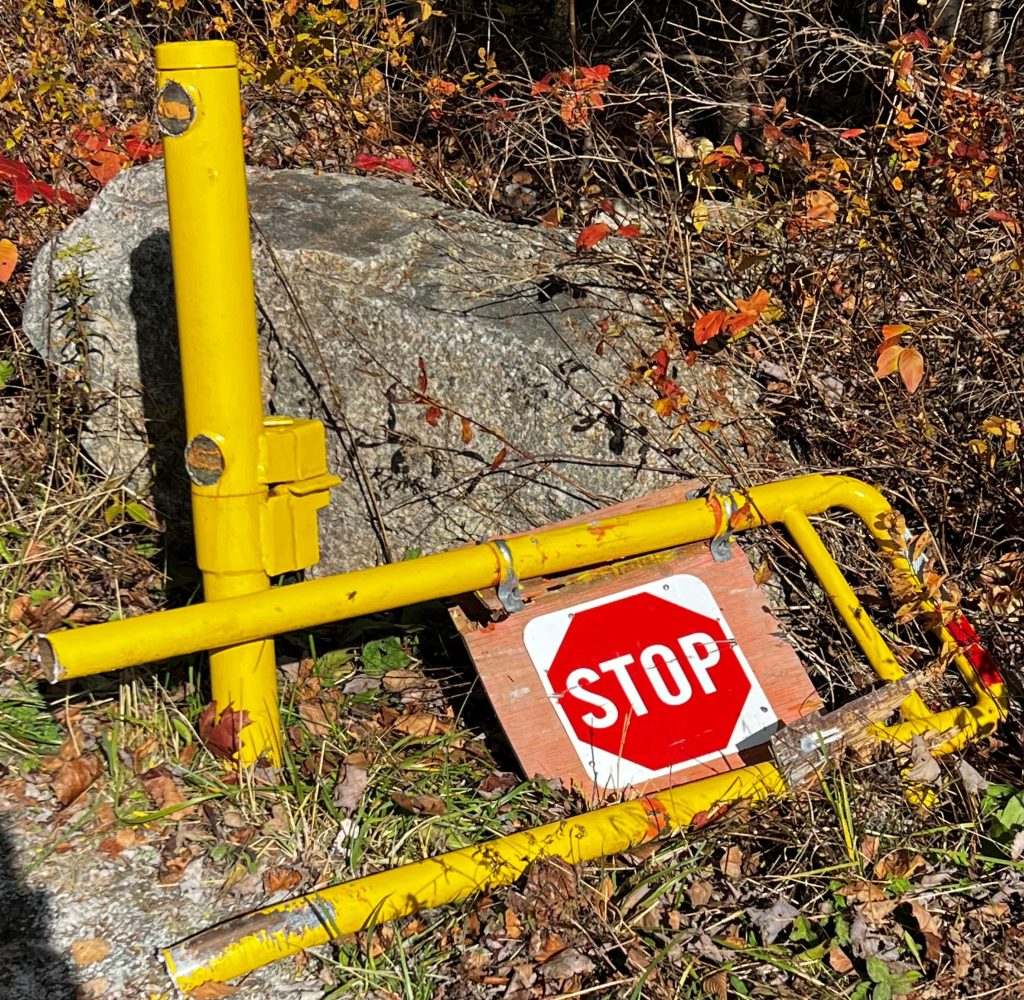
[24,163,786,573]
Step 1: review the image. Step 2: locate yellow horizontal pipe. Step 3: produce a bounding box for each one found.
[162,762,785,990]
[38,474,877,678]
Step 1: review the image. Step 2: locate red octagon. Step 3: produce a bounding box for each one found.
[546,592,751,772]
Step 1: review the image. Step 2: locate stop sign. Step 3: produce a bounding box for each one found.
[523,574,776,788]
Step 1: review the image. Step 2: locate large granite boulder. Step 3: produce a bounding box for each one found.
[23,163,786,573]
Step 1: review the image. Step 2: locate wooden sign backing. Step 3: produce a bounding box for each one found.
[450,484,823,800]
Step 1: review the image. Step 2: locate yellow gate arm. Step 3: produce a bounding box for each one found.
[40,474,1005,757]
[163,765,784,989]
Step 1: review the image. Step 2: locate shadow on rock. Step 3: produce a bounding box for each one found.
[129,229,200,591]
[0,819,77,999]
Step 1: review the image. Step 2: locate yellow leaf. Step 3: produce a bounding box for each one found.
[892,175,904,191]
[0,74,14,102]
[692,199,708,234]
[652,396,675,418]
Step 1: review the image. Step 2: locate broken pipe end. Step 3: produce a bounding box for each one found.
[36,636,65,684]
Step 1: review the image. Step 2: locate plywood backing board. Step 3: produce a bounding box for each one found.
[450,484,823,801]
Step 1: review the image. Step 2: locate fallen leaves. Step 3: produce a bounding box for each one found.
[188,983,238,999]
[747,898,798,944]
[263,866,302,893]
[687,879,713,907]
[804,188,839,226]
[904,735,941,784]
[197,703,250,761]
[51,754,104,807]
[391,790,447,815]
[873,848,925,880]
[333,762,369,812]
[140,767,193,817]
[720,845,743,878]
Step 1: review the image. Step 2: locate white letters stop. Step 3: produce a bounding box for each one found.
[564,632,722,729]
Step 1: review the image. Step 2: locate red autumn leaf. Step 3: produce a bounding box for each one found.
[416,357,428,395]
[578,64,611,82]
[650,348,669,378]
[899,347,925,393]
[0,239,17,283]
[576,222,612,251]
[425,405,442,426]
[460,417,473,444]
[198,703,251,761]
[839,128,865,139]
[903,131,929,148]
[693,309,729,345]
[384,157,416,174]
[531,72,556,95]
[617,224,641,239]
[353,153,384,171]
[490,447,508,471]
[11,174,34,205]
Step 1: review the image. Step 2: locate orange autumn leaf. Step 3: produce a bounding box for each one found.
[460,417,473,443]
[875,343,903,378]
[693,309,728,345]
[0,238,17,283]
[576,222,612,251]
[805,189,838,225]
[881,323,911,339]
[899,347,925,393]
[727,287,771,335]
[736,288,771,316]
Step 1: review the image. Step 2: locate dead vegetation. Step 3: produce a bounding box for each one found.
[1,0,1024,997]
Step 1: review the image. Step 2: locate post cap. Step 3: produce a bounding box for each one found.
[155,40,238,71]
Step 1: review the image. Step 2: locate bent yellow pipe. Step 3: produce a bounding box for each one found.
[162,762,785,990]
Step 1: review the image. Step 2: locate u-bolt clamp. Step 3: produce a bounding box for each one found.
[487,538,526,613]
[687,486,737,563]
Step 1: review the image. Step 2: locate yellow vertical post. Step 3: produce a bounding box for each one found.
[155,40,281,764]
